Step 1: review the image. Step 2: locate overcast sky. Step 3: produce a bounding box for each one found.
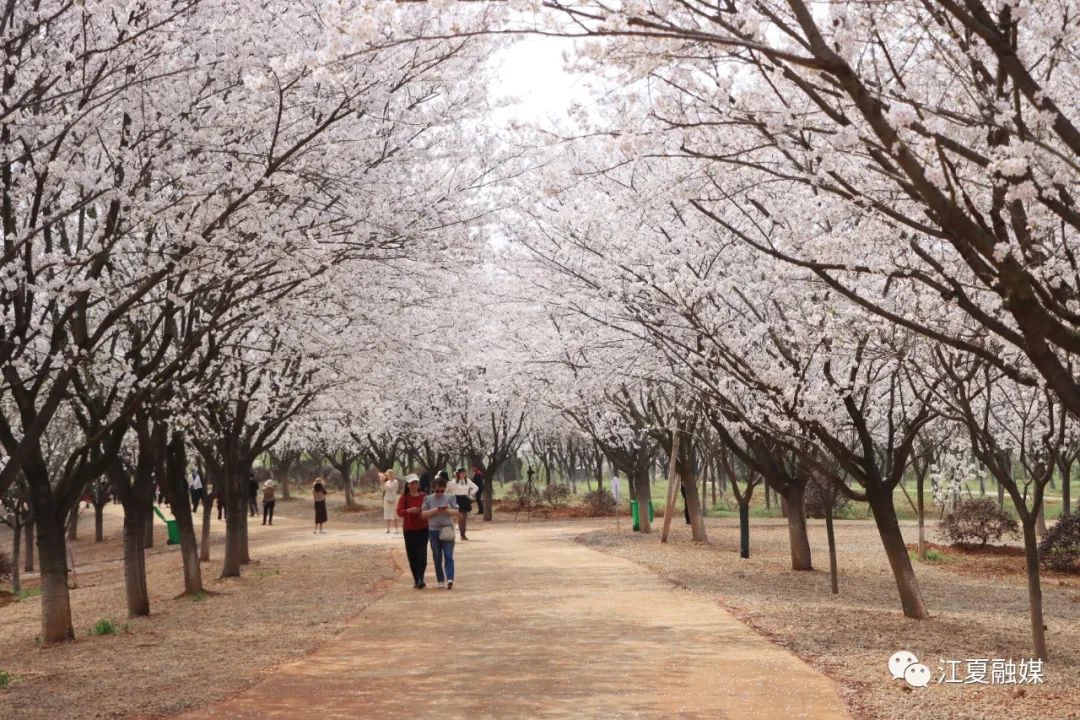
[488,36,596,128]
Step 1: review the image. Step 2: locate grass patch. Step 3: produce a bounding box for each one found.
[90,618,117,636]
[189,591,208,602]
[254,568,280,579]
[910,548,947,564]
[0,670,11,690]
[17,587,42,600]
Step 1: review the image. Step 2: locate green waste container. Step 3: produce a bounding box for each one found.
[153,505,181,545]
[630,500,655,531]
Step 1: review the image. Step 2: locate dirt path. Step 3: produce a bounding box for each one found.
[176,522,850,720]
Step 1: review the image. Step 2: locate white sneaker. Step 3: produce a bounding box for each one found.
[437,581,445,589]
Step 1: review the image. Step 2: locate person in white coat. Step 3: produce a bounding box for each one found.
[382,470,401,533]
[446,468,479,540]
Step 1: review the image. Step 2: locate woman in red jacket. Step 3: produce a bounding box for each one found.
[397,474,429,588]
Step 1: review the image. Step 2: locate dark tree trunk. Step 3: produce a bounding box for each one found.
[163,433,202,595]
[11,512,22,594]
[66,503,79,541]
[200,479,213,563]
[222,471,246,578]
[917,470,926,559]
[36,510,75,643]
[738,501,750,558]
[868,486,928,619]
[144,503,155,549]
[94,503,105,542]
[122,507,150,617]
[24,518,34,572]
[825,500,839,594]
[1061,457,1072,519]
[1021,520,1048,660]
[784,482,813,570]
[634,447,652,534]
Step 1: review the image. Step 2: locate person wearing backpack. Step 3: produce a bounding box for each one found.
[397,474,428,588]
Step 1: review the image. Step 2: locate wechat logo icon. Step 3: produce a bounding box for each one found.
[889,651,931,688]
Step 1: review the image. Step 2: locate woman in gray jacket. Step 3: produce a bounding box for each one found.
[421,476,459,589]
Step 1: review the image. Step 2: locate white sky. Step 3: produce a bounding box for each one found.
[488,36,597,128]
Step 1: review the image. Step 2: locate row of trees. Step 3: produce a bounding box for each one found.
[0,1,518,644]
[483,0,1080,662]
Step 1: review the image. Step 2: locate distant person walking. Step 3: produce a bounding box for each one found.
[189,469,204,513]
[472,465,486,517]
[418,470,431,495]
[447,468,478,540]
[248,471,259,517]
[313,478,330,533]
[421,476,459,589]
[397,474,428,588]
[382,470,400,534]
[262,479,276,525]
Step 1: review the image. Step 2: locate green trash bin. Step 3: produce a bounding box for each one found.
[153,505,181,545]
[631,500,655,531]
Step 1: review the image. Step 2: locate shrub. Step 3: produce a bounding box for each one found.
[91,619,117,636]
[541,484,572,510]
[507,481,540,510]
[0,670,10,690]
[584,489,617,516]
[940,498,1018,546]
[803,477,849,519]
[0,550,12,583]
[1039,514,1080,573]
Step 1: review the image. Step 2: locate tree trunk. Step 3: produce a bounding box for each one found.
[710,461,717,507]
[342,469,357,508]
[11,513,22,595]
[868,487,929,619]
[66,503,79,541]
[1062,458,1072,519]
[37,511,75,643]
[764,485,771,510]
[200,481,213,563]
[1035,498,1047,536]
[165,434,203,595]
[1021,520,1048,660]
[221,472,245,578]
[825,500,839,594]
[122,509,150,617]
[1062,464,1071,520]
[594,449,604,493]
[144,504,155,549]
[240,510,250,565]
[917,471,926,560]
[738,501,750,559]
[24,518,34,572]
[784,482,813,571]
[94,503,105,542]
[634,448,652,534]
[998,477,1005,510]
[683,477,708,542]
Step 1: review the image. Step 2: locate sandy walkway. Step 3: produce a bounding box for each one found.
[178,522,850,720]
